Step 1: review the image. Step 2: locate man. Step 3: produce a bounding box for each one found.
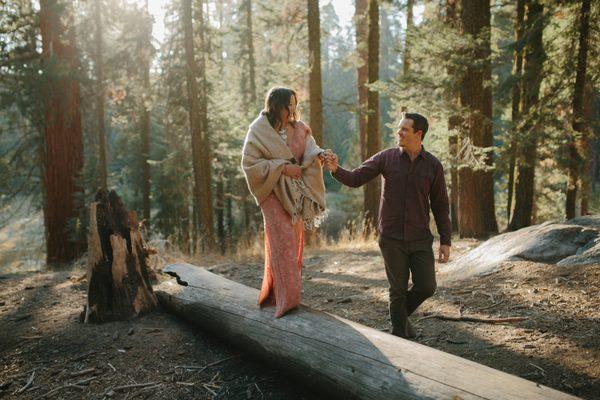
[324,113,451,339]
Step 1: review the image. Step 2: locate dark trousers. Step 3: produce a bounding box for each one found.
[378,235,436,337]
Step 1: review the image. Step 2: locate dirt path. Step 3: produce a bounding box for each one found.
[1,238,599,399]
[209,239,600,400]
[0,271,318,399]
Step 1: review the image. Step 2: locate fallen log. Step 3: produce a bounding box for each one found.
[156,263,580,400]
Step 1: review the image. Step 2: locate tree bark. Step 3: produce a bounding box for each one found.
[506,0,525,222]
[355,0,368,161]
[197,0,215,249]
[182,0,214,250]
[40,0,85,265]
[566,0,591,220]
[141,0,152,226]
[364,0,381,235]
[403,0,414,76]
[84,190,157,323]
[94,0,108,190]
[244,0,257,108]
[308,0,324,146]
[458,0,497,238]
[508,0,544,231]
[580,83,594,216]
[446,0,459,233]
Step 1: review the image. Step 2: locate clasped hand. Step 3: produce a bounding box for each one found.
[318,149,339,173]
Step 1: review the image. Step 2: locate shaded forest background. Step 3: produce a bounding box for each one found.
[0,0,599,266]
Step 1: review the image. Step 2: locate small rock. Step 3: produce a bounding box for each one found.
[339,297,353,304]
[0,301,5,306]
[523,344,536,349]
[112,331,119,341]
[326,298,334,303]
[127,328,134,335]
[24,286,35,290]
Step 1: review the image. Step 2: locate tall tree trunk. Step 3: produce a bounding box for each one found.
[355,0,368,161]
[308,0,324,146]
[364,0,381,234]
[141,0,152,226]
[197,0,215,249]
[506,0,525,222]
[40,0,85,265]
[446,0,459,233]
[566,0,591,220]
[580,84,594,216]
[182,0,203,249]
[216,174,225,254]
[94,0,108,190]
[403,0,414,76]
[508,0,544,231]
[245,0,257,108]
[458,0,497,238]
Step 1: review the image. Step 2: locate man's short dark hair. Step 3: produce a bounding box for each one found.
[403,113,429,140]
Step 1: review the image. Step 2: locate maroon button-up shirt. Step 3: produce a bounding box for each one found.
[332,146,452,246]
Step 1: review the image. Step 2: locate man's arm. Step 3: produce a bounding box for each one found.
[430,162,452,261]
[328,151,384,188]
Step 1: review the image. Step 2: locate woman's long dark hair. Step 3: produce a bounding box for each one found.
[262,86,298,130]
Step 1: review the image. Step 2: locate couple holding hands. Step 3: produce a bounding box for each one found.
[242,86,451,339]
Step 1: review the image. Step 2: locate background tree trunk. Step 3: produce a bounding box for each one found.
[458,0,497,238]
[141,0,152,226]
[446,0,459,233]
[566,0,590,220]
[40,0,85,265]
[355,0,368,161]
[403,0,414,77]
[364,0,381,235]
[94,0,108,190]
[245,0,257,109]
[308,0,324,146]
[506,0,525,222]
[84,190,157,323]
[508,0,544,231]
[197,0,215,249]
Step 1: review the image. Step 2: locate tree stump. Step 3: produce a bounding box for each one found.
[83,189,157,323]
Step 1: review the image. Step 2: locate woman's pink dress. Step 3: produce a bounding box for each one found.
[258,123,308,317]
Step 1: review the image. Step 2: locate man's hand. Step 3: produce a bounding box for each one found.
[438,245,450,263]
[283,164,302,179]
[323,150,339,173]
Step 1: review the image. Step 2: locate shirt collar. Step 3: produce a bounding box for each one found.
[400,145,426,159]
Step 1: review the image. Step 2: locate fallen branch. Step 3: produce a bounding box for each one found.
[417,314,527,324]
[14,371,35,394]
[70,367,96,377]
[42,383,86,398]
[111,382,158,392]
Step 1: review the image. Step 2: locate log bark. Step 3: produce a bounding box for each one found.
[84,190,157,323]
[156,263,579,400]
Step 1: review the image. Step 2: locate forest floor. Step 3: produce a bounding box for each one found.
[1,234,599,399]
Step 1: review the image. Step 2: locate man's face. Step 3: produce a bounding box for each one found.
[396,118,422,148]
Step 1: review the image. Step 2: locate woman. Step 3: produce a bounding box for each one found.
[242,87,327,317]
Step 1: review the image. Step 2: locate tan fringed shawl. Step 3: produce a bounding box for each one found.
[241,113,327,230]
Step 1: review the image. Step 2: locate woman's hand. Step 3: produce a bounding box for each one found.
[283,164,302,179]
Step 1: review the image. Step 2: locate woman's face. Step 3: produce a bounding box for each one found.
[280,95,297,123]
